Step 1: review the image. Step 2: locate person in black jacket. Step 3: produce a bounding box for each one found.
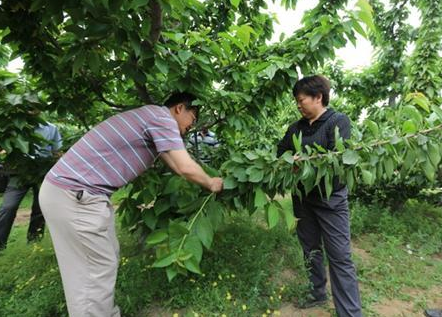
[277,75,362,317]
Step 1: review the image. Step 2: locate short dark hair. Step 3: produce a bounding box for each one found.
[164,92,199,119]
[292,75,331,107]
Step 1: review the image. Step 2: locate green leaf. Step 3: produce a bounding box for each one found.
[146,229,168,245]
[87,51,100,74]
[403,150,416,170]
[402,120,417,134]
[264,64,278,80]
[364,119,379,137]
[236,25,254,46]
[430,104,442,120]
[233,167,247,182]
[428,143,441,168]
[351,19,367,38]
[356,0,375,31]
[292,132,302,153]
[152,252,177,268]
[155,58,169,74]
[131,0,149,9]
[324,173,332,199]
[169,222,189,238]
[184,257,202,274]
[248,168,264,183]
[230,0,241,8]
[346,169,355,191]
[142,209,158,230]
[244,151,259,160]
[281,152,294,164]
[14,135,29,153]
[390,135,402,145]
[184,235,203,262]
[196,216,213,249]
[72,49,86,76]
[406,92,430,113]
[334,128,345,152]
[254,187,267,208]
[163,176,184,195]
[29,0,45,12]
[154,198,170,216]
[361,170,374,185]
[310,32,322,48]
[356,0,373,14]
[223,175,238,189]
[166,266,178,281]
[383,157,394,179]
[342,150,360,165]
[178,50,192,63]
[267,203,280,229]
[280,205,296,231]
[423,161,435,181]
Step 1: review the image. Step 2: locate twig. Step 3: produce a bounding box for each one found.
[295,124,442,162]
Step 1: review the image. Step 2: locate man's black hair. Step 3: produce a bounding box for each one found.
[292,75,331,107]
[164,92,199,119]
[164,92,196,108]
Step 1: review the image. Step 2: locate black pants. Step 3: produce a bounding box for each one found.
[293,188,362,317]
[0,177,45,249]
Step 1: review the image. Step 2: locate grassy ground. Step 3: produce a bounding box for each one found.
[0,196,441,317]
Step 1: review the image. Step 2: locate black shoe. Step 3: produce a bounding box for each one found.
[425,309,442,317]
[297,295,328,309]
[27,233,44,244]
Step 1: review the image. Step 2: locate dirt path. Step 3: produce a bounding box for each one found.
[15,208,31,225]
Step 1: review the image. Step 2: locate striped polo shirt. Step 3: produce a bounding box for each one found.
[46,105,185,195]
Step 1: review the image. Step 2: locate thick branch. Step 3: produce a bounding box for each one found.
[131,0,162,104]
[89,77,129,110]
[149,0,162,44]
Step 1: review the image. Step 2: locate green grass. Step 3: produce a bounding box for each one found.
[0,211,308,317]
[1,198,442,317]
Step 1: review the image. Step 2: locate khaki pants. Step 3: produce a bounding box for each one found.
[39,179,120,317]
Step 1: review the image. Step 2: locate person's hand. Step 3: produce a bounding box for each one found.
[208,177,223,193]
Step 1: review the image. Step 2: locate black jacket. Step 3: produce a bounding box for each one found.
[277,108,351,197]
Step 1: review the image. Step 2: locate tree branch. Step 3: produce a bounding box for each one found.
[131,0,162,104]
[149,0,162,44]
[296,124,442,162]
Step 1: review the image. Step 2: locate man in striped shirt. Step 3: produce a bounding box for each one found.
[39,92,223,317]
